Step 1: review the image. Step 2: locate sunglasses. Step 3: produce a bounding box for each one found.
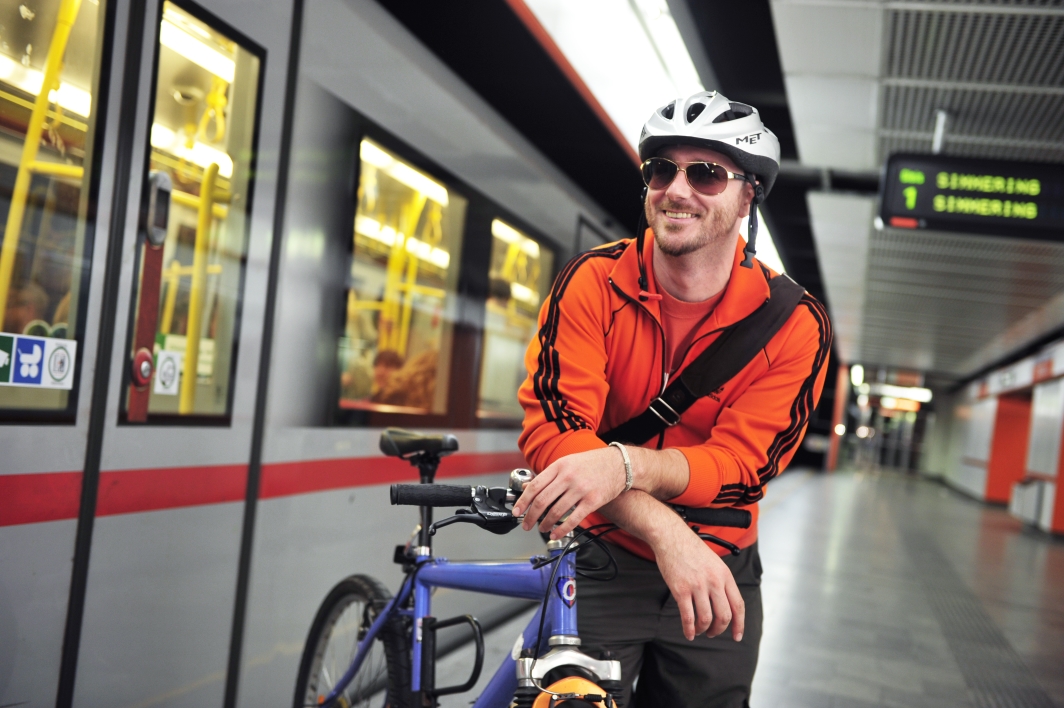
[640,157,753,197]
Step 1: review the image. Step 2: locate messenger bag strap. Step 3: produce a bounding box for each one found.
[599,274,806,446]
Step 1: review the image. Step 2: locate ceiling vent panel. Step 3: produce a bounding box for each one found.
[886,9,1064,86]
[859,228,1064,376]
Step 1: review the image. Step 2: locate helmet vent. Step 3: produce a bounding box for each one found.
[713,103,754,123]
[685,102,706,123]
[660,102,675,120]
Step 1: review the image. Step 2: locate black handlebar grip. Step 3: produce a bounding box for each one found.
[390,484,474,507]
[683,507,752,529]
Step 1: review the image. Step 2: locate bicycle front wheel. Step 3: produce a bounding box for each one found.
[293,574,413,708]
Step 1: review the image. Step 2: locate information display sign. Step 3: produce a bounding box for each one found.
[0,334,78,389]
[880,153,1064,241]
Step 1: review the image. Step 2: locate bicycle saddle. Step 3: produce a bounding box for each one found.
[379,428,459,459]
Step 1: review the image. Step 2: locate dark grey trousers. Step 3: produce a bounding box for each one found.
[576,541,763,708]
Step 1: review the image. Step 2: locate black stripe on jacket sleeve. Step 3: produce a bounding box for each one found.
[714,294,833,505]
[532,243,627,434]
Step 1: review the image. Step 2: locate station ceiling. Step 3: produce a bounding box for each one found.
[376,0,1064,389]
[770,0,1064,385]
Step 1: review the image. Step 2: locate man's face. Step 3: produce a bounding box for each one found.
[645,145,753,258]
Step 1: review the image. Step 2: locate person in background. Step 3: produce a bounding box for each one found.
[3,282,49,335]
[371,349,404,397]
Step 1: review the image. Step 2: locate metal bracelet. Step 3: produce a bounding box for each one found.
[608,441,633,493]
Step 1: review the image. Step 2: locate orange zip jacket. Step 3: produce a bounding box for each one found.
[518,233,832,560]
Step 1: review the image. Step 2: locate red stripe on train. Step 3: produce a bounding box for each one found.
[96,464,248,516]
[0,472,82,526]
[0,451,527,526]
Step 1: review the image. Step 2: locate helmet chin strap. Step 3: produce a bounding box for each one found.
[740,181,765,269]
[636,187,655,302]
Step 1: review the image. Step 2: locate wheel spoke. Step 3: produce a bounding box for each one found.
[296,577,409,708]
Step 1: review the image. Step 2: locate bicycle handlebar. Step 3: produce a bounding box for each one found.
[391,482,752,530]
[679,506,751,529]
[390,484,475,507]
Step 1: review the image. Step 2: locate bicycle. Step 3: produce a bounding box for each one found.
[293,428,752,708]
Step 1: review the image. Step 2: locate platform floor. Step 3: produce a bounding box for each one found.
[438,469,1064,707]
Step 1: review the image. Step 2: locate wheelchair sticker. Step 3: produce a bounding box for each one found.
[556,576,576,608]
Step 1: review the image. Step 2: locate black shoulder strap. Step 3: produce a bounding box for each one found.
[599,274,807,446]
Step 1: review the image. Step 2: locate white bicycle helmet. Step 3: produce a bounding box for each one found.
[639,90,781,196]
[637,91,781,271]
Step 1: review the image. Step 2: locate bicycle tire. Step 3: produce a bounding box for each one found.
[293,574,413,708]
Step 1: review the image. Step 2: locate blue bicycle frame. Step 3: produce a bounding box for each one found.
[323,539,580,707]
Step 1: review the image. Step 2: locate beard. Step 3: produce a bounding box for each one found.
[648,193,743,258]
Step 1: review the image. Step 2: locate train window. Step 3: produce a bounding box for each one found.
[338,138,467,416]
[477,219,553,420]
[0,0,108,417]
[123,1,261,422]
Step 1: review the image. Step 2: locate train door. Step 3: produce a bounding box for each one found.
[67,0,295,706]
[0,0,121,705]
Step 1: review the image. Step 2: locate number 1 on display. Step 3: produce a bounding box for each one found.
[903,186,918,210]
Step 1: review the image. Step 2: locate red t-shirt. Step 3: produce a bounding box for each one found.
[658,285,725,374]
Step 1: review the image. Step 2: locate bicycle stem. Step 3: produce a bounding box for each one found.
[416,455,440,551]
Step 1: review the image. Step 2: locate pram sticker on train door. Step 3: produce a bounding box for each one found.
[0,335,12,383]
[12,337,44,385]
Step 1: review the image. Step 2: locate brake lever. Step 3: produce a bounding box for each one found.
[428,486,520,536]
[692,525,742,556]
[428,510,477,535]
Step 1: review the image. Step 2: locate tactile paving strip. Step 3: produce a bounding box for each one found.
[901,530,1055,708]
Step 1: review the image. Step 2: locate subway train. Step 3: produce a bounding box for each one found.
[0,0,629,705]
[5,0,1064,707]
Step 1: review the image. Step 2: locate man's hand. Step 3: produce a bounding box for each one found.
[598,491,745,642]
[511,445,690,539]
[511,446,627,539]
[651,514,745,642]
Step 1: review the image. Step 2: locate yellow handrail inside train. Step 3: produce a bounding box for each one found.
[179,162,219,413]
[0,87,89,132]
[0,0,83,325]
[29,161,85,179]
[172,188,229,219]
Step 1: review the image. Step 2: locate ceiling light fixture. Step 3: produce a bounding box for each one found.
[360,140,449,206]
[492,219,540,257]
[150,123,234,178]
[0,53,92,117]
[521,0,703,150]
[869,383,932,403]
[355,214,450,269]
[850,364,865,387]
[159,17,235,83]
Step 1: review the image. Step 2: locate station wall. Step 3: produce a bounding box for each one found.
[931,342,1064,535]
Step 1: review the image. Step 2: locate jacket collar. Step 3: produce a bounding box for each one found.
[609,230,771,331]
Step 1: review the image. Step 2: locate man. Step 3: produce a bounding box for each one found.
[512,91,831,707]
